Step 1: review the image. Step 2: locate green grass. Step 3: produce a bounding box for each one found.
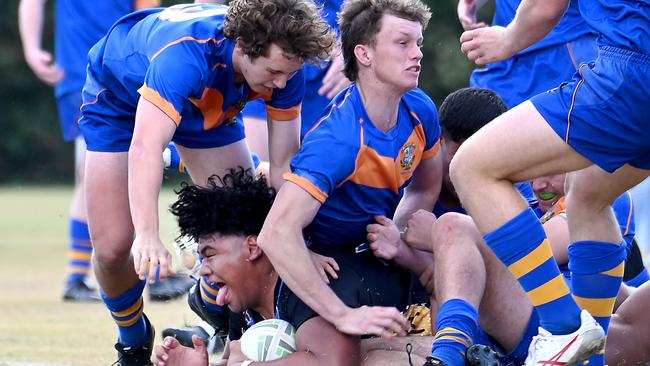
[0,186,198,365]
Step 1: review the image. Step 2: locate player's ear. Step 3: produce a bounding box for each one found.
[354,44,371,67]
[246,235,263,261]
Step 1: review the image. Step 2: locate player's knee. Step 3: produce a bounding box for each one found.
[565,178,614,213]
[432,213,477,250]
[449,148,483,196]
[91,234,133,267]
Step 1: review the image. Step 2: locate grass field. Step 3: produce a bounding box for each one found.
[0,186,199,366]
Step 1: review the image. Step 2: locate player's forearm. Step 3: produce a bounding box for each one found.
[505,0,568,53]
[394,246,431,278]
[257,225,348,323]
[268,160,291,191]
[18,0,46,56]
[267,121,300,191]
[393,190,437,230]
[128,142,164,237]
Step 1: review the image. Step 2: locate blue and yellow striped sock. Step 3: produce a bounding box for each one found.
[569,241,625,366]
[66,219,92,285]
[200,277,225,313]
[163,143,185,173]
[431,299,478,365]
[484,208,581,334]
[102,280,148,347]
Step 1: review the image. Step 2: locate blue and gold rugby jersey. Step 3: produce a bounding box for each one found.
[55,0,156,98]
[579,0,650,53]
[284,84,441,246]
[492,0,593,55]
[85,4,303,133]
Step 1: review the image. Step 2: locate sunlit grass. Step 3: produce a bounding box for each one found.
[0,186,197,365]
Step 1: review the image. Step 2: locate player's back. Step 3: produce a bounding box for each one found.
[86,4,229,110]
[580,0,650,54]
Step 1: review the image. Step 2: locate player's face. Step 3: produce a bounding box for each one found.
[198,233,259,313]
[370,14,423,92]
[531,173,566,213]
[239,43,303,94]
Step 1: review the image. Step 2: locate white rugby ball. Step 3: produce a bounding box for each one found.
[240,319,297,361]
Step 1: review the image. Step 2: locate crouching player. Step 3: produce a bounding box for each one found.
[152,168,492,366]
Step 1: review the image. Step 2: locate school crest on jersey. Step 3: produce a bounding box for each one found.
[400,143,416,171]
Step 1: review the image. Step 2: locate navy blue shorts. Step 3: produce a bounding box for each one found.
[532,46,650,172]
[56,91,83,142]
[276,243,412,329]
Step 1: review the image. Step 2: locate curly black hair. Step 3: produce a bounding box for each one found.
[439,87,508,143]
[170,167,276,242]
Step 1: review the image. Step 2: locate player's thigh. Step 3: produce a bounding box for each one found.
[453,101,592,183]
[297,316,360,366]
[84,151,133,253]
[175,139,254,186]
[360,336,433,366]
[566,164,650,209]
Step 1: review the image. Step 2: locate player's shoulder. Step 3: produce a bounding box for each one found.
[402,88,438,124]
[146,4,228,49]
[306,85,362,141]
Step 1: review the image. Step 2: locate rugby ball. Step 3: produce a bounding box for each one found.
[240,319,297,361]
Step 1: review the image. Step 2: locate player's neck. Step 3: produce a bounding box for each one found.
[357,78,402,133]
[252,270,278,320]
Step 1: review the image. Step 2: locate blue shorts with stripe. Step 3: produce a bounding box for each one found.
[56,91,83,142]
[79,71,245,152]
[474,309,539,365]
[471,35,597,108]
[531,46,650,173]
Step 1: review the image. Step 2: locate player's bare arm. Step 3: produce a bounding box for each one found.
[457,0,489,31]
[267,116,300,190]
[129,97,177,283]
[393,151,443,229]
[257,182,409,337]
[18,0,64,85]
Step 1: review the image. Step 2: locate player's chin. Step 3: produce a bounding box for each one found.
[227,300,244,314]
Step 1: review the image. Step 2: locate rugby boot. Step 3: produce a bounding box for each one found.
[62,278,101,302]
[524,309,605,366]
[148,274,194,301]
[113,314,155,366]
[466,344,500,366]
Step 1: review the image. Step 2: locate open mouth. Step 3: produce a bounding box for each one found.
[407,65,421,73]
[538,192,558,202]
[215,282,230,305]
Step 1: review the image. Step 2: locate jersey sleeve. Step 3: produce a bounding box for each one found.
[265,69,305,121]
[138,46,206,125]
[284,122,358,203]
